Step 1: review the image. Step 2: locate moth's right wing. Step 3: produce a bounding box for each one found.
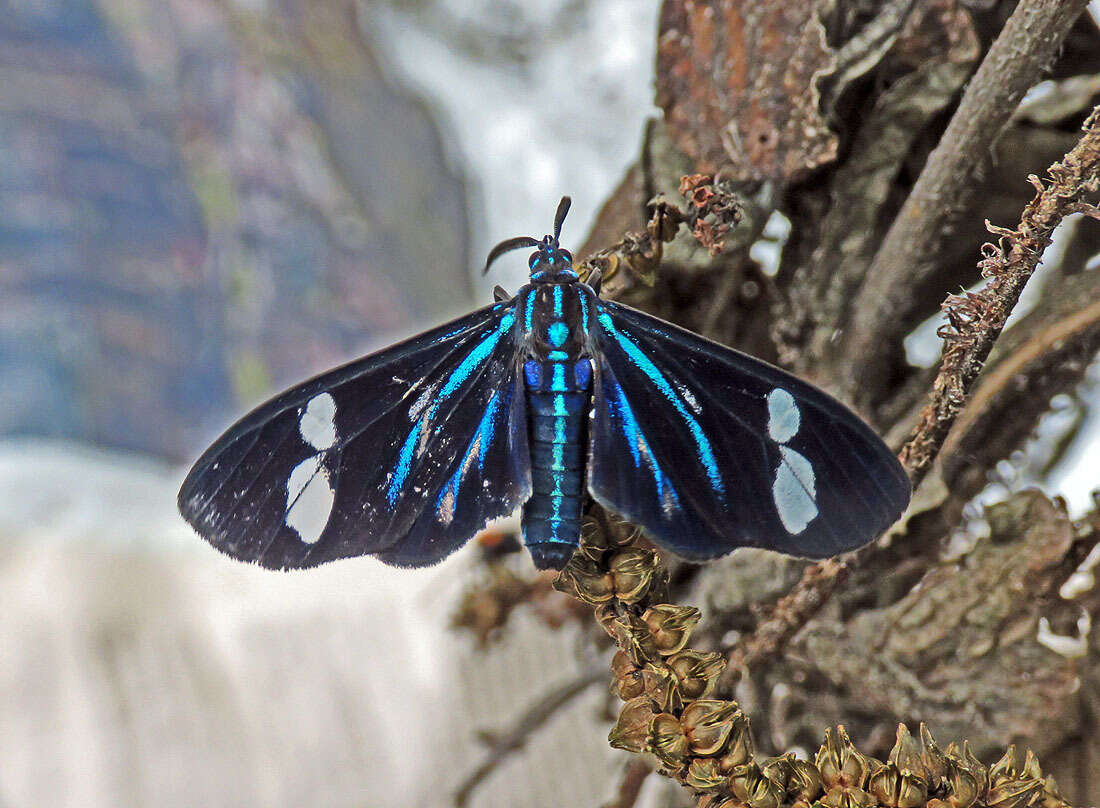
[178,302,530,569]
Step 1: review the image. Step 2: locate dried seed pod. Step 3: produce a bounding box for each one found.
[686,757,728,791]
[610,650,645,700]
[641,662,683,713]
[728,761,784,808]
[608,547,661,603]
[593,603,619,637]
[760,754,796,790]
[1039,774,1072,808]
[681,699,741,756]
[642,603,701,655]
[578,516,611,560]
[942,742,988,808]
[608,696,654,753]
[648,193,686,243]
[868,761,929,808]
[985,778,1044,808]
[604,513,644,548]
[698,795,741,808]
[554,555,614,604]
[787,757,825,806]
[920,724,950,790]
[715,710,755,771]
[887,724,929,780]
[989,745,1044,786]
[601,610,659,665]
[816,726,874,789]
[667,648,726,699]
[648,712,690,769]
[622,241,661,285]
[821,785,877,808]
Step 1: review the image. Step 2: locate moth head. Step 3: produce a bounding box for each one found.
[482,196,577,282]
[527,236,575,282]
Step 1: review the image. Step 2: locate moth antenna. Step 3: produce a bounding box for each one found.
[553,196,571,241]
[483,236,539,275]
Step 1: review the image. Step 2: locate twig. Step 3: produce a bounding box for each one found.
[840,0,1090,405]
[726,105,1100,681]
[899,105,1100,485]
[603,759,652,808]
[453,668,605,807]
[724,560,847,676]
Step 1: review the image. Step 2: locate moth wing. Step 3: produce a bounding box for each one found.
[178,302,530,569]
[587,300,910,560]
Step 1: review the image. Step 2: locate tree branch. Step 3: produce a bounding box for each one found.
[840,0,1090,407]
[899,105,1100,485]
[453,668,605,807]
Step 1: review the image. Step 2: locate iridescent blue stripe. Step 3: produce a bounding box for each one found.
[551,440,564,471]
[598,308,723,495]
[553,285,563,317]
[429,303,505,344]
[438,313,515,400]
[389,422,422,505]
[524,288,537,334]
[436,389,502,507]
[611,379,678,506]
[578,289,589,333]
[388,313,514,504]
[548,322,569,347]
[550,363,567,392]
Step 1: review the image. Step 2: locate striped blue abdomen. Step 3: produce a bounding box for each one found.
[522,358,592,569]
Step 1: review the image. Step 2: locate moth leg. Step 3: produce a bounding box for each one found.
[493,285,512,302]
[585,268,602,296]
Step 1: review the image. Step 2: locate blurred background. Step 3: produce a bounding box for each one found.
[0,1,658,805]
[2,1,1099,807]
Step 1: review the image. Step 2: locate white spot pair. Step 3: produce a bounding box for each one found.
[286,393,338,544]
[766,388,818,534]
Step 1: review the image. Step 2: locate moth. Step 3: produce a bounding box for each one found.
[179,197,910,571]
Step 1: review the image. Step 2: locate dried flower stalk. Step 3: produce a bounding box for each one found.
[555,515,1079,808]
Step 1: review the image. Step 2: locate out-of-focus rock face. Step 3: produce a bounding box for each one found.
[0,0,470,461]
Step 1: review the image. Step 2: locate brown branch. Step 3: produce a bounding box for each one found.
[725,104,1100,684]
[453,669,605,807]
[603,759,652,808]
[899,106,1100,484]
[724,559,847,675]
[840,0,1090,406]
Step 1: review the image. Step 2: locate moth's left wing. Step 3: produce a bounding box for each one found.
[178,301,529,570]
[588,300,910,560]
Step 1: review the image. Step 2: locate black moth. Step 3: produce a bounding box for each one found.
[179,198,910,571]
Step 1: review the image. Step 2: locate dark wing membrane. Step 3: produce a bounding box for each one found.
[178,302,530,569]
[588,301,910,560]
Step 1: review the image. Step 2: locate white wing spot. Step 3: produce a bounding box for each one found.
[773,446,818,534]
[299,393,337,450]
[285,456,335,544]
[766,388,800,443]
